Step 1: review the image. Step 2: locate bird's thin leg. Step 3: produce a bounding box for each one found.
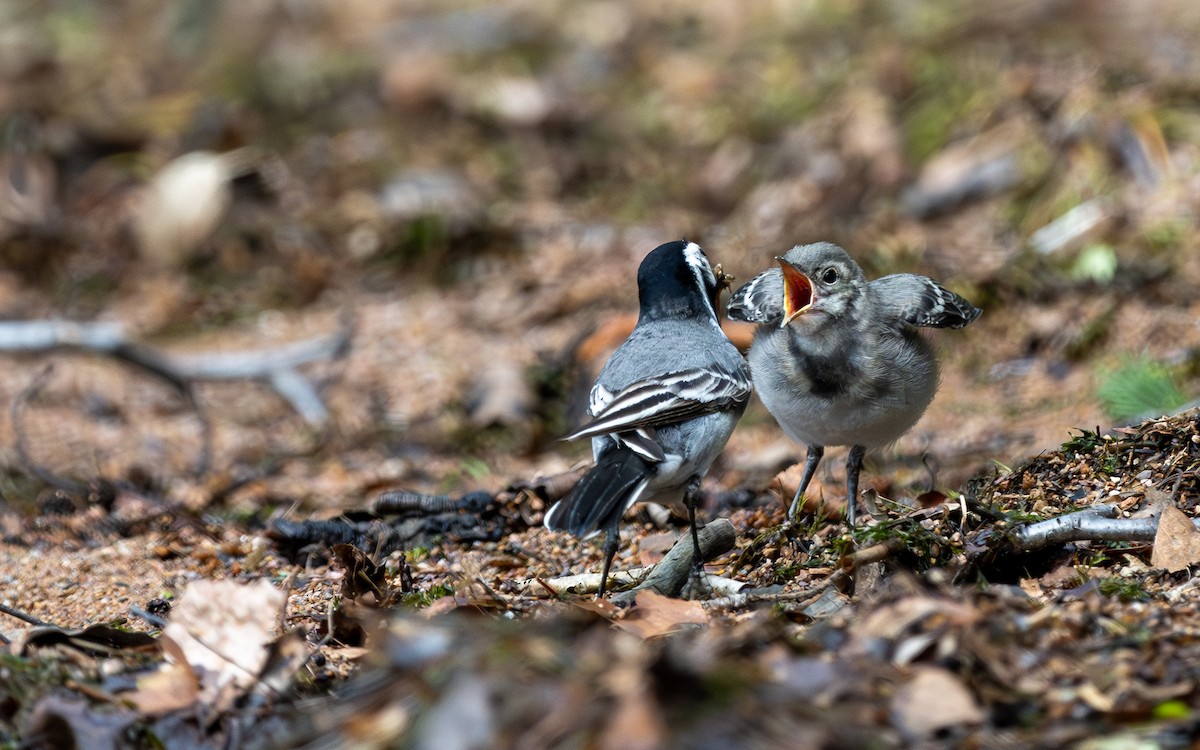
[683,475,706,580]
[845,445,866,527]
[597,520,621,598]
[788,445,825,519]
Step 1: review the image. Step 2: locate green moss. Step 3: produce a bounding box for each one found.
[1097,577,1150,602]
[402,583,456,608]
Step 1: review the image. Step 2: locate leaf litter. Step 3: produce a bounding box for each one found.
[3,1,1200,747]
[0,410,1197,747]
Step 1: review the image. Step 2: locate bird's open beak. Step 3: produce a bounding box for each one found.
[777,257,814,327]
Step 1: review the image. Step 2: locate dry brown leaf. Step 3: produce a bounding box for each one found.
[21,694,136,750]
[1152,503,1200,572]
[890,666,984,738]
[849,595,977,647]
[134,151,236,270]
[636,532,678,566]
[126,647,200,715]
[769,463,832,516]
[612,591,707,639]
[162,578,287,712]
[569,597,620,620]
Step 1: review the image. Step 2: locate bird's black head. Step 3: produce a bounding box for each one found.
[636,240,725,323]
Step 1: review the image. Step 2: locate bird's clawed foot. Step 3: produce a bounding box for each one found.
[681,559,714,600]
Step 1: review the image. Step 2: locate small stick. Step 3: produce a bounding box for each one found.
[516,570,649,596]
[703,587,827,612]
[0,602,51,626]
[0,314,353,431]
[1008,505,1172,550]
[129,606,168,629]
[612,519,737,603]
[840,537,906,574]
[514,521,739,598]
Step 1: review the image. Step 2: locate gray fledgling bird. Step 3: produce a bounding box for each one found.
[728,242,980,526]
[545,240,751,596]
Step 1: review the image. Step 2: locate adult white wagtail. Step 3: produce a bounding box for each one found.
[727,242,980,526]
[545,240,751,596]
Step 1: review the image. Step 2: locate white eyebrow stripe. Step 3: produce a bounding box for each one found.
[681,241,720,325]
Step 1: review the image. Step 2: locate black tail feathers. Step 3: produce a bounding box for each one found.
[544,446,652,537]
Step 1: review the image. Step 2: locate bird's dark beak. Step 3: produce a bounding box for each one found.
[777,257,814,327]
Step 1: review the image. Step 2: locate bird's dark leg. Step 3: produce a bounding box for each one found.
[845,445,866,527]
[683,475,706,581]
[596,517,622,598]
[787,445,825,519]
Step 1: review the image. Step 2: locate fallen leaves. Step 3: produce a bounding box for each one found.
[1152,503,1200,573]
[891,666,984,739]
[611,591,708,639]
[122,579,308,723]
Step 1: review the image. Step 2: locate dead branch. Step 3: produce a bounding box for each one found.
[0,314,353,429]
[1008,505,1179,550]
[513,520,740,598]
[702,572,852,617]
[612,519,738,603]
[840,537,907,574]
[0,601,51,627]
[517,569,649,596]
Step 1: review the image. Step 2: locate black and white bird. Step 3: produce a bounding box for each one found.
[728,242,980,526]
[545,240,751,596]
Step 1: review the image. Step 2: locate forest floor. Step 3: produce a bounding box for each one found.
[2,1,1200,748]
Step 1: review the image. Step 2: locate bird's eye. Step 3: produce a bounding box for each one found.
[820,268,839,285]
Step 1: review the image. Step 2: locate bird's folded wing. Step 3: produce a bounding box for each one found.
[727,268,784,325]
[872,274,981,330]
[564,364,751,442]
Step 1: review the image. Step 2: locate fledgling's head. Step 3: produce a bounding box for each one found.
[774,242,867,332]
[636,240,731,323]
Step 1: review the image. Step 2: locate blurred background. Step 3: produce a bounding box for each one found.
[1,0,1199,510]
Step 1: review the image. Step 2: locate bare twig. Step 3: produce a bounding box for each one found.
[129,606,168,629]
[0,601,51,626]
[612,519,738,603]
[1007,504,1176,550]
[840,537,906,574]
[371,489,493,515]
[0,314,353,432]
[516,569,649,596]
[702,587,827,612]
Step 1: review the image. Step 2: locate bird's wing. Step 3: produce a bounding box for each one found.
[586,383,664,461]
[727,268,784,325]
[564,363,751,443]
[871,274,981,330]
[588,383,614,417]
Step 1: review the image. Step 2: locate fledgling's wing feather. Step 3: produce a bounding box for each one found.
[727,268,784,325]
[564,363,751,443]
[871,274,981,330]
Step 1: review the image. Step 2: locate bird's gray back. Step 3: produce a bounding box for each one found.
[593,318,748,501]
[596,319,746,392]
